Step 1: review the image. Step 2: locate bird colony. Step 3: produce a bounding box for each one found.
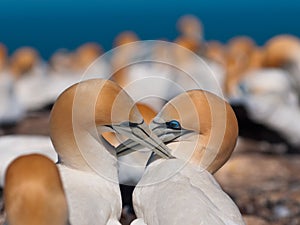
[0,14,300,225]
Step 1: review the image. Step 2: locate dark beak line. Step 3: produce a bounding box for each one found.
[111,122,172,159]
[132,125,172,158]
[116,128,193,156]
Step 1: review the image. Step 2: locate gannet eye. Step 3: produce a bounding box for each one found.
[166,120,181,130]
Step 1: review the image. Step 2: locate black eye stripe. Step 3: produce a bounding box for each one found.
[129,120,144,127]
[118,120,144,128]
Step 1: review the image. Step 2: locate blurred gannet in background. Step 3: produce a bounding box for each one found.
[176,14,204,49]
[128,90,244,224]
[173,36,225,97]
[205,41,227,67]
[72,42,111,77]
[114,31,140,48]
[226,47,265,103]
[204,41,227,90]
[224,36,256,98]
[0,43,7,72]
[0,45,25,126]
[112,37,182,112]
[176,13,227,88]
[263,35,300,97]
[231,36,300,150]
[4,154,69,225]
[13,43,111,112]
[11,47,54,111]
[111,37,222,113]
[9,47,43,80]
[50,79,173,225]
[172,37,223,99]
[236,68,300,150]
[46,42,111,108]
[0,82,23,127]
[49,48,74,74]
[73,43,103,72]
[111,31,140,87]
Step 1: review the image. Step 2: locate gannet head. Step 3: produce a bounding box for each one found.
[9,47,39,78]
[49,49,73,73]
[225,36,256,96]
[263,35,300,89]
[149,90,238,173]
[50,79,173,171]
[205,41,226,66]
[176,15,203,42]
[73,42,103,71]
[4,154,69,225]
[116,90,238,173]
[0,43,7,71]
[264,34,300,67]
[114,31,139,47]
[227,36,255,59]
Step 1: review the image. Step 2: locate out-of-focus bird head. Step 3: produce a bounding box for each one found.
[9,47,39,78]
[0,43,7,71]
[73,42,103,71]
[263,34,300,68]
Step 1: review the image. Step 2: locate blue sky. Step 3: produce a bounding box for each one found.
[0,0,299,58]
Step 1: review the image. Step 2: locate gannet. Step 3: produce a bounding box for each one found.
[9,47,41,79]
[110,39,222,114]
[120,90,244,224]
[111,31,140,88]
[117,90,238,173]
[0,45,24,125]
[11,47,54,111]
[72,42,110,77]
[225,36,256,97]
[263,35,300,96]
[236,68,300,149]
[111,40,176,112]
[0,73,24,126]
[176,14,204,46]
[204,41,227,92]
[49,49,74,74]
[50,79,172,225]
[0,43,7,71]
[230,35,300,150]
[10,47,88,111]
[4,154,69,225]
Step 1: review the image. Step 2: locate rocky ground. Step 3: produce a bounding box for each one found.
[216,144,300,225]
[0,111,299,225]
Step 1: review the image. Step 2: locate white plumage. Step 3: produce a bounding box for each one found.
[118,89,244,224]
[50,79,172,225]
[132,159,245,225]
[237,69,300,147]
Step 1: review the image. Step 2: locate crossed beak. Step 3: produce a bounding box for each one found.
[112,120,174,159]
[115,119,192,157]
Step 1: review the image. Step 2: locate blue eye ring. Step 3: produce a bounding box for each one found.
[166,120,181,130]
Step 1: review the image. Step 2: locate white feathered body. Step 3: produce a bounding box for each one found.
[132,159,245,225]
[58,164,122,225]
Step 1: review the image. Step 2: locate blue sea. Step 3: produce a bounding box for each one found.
[0,0,299,59]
